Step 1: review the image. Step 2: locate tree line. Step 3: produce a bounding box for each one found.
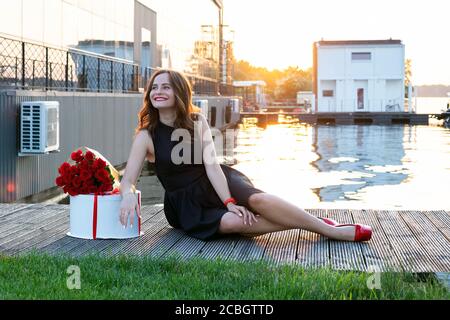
[232,60,312,100]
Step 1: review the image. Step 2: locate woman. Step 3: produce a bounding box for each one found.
[119,69,372,242]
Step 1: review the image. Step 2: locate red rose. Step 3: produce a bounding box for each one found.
[55,176,64,187]
[58,162,71,175]
[80,169,92,181]
[84,179,94,187]
[70,166,80,176]
[79,159,89,170]
[71,150,84,162]
[95,169,110,182]
[67,188,78,196]
[72,176,82,188]
[79,186,89,194]
[89,186,98,194]
[85,151,95,161]
[93,158,106,169]
[63,174,72,185]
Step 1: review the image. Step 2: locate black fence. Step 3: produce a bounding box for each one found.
[0,35,232,96]
[0,35,154,93]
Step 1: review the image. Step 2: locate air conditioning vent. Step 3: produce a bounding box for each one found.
[19,101,60,155]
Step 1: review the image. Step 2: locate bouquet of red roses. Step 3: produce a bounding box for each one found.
[55,147,120,196]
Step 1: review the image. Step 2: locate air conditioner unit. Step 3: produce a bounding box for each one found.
[19,101,60,155]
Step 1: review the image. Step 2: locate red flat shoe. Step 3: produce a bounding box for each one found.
[335,223,372,242]
[318,217,339,226]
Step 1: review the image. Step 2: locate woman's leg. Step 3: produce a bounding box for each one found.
[246,193,357,241]
[218,212,290,236]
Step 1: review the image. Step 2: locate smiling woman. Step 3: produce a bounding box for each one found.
[118,69,372,242]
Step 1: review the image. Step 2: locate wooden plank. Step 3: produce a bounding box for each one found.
[328,209,367,271]
[377,210,434,272]
[296,209,329,269]
[0,205,66,240]
[0,204,54,228]
[197,235,241,261]
[144,227,186,258]
[263,229,299,265]
[353,209,402,271]
[8,214,70,255]
[228,233,272,262]
[0,204,34,217]
[160,232,207,260]
[425,210,450,241]
[227,237,260,262]
[0,207,68,251]
[400,211,450,271]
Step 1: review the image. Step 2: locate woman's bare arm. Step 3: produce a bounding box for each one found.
[120,130,154,195]
[198,113,232,203]
[198,113,258,225]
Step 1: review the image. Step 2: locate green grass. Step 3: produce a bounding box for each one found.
[0,252,448,300]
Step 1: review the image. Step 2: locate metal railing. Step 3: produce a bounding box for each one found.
[0,35,232,96]
[0,35,150,93]
[318,98,410,112]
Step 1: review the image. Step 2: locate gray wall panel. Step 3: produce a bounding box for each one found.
[0,90,143,202]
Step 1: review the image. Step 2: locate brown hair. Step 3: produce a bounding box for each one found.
[136,69,200,135]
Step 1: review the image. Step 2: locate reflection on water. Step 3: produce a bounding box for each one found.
[232,122,450,210]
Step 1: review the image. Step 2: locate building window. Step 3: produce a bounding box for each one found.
[323,90,334,97]
[352,52,371,61]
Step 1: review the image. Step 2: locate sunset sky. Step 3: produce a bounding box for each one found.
[223,0,450,85]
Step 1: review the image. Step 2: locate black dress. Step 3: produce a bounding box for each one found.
[150,119,264,240]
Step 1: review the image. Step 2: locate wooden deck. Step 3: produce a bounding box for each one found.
[1,203,449,272]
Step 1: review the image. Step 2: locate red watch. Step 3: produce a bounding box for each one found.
[224,197,237,206]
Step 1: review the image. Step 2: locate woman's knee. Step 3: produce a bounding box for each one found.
[248,192,269,209]
[218,212,244,234]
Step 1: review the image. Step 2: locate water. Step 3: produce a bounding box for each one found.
[231,122,450,210]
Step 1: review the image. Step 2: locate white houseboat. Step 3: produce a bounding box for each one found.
[313,39,410,113]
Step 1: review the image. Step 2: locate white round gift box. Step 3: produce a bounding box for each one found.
[68,191,143,239]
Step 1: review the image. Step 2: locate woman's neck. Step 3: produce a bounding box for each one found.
[158,109,177,126]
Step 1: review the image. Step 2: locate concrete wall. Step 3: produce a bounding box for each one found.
[0,89,143,203]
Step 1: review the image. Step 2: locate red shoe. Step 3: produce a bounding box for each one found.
[318,217,339,226]
[336,223,372,242]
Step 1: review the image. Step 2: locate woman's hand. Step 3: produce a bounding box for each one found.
[119,193,141,228]
[226,203,258,226]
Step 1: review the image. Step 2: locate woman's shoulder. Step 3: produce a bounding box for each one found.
[135,129,155,161]
[135,129,154,146]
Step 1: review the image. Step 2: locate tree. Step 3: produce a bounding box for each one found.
[405,58,412,87]
[276,67,312,99]
[404,59,412,98]
[233,61,312,100]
